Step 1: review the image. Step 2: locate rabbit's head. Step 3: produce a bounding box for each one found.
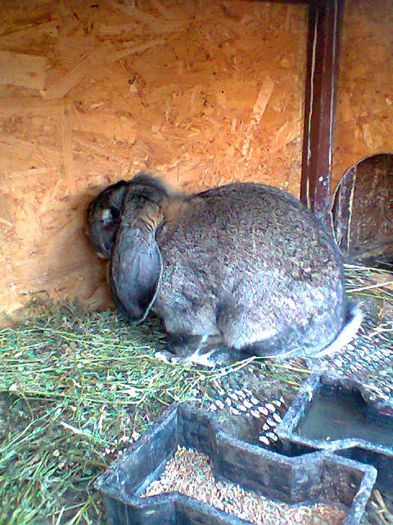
[109,174,172,322]
[87,180,128,259]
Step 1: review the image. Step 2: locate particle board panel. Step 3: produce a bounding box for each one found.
[333,0,393,188]
[0,0,308,320]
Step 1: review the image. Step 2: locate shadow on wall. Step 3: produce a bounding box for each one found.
[330,153,393,267]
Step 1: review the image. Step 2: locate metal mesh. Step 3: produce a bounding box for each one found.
[307,312,393,402]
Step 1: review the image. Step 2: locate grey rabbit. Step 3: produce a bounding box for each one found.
[87,173,362,366]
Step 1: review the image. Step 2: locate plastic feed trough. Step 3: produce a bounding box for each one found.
[96,403,377,525]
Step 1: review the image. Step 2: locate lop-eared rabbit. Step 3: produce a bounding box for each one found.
[87,174,361,366]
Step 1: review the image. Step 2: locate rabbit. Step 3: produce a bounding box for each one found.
[87,173,362,366]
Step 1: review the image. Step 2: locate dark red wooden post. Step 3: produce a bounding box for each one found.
[300,0,344,226]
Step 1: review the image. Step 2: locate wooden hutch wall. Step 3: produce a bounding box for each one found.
[0,0,308,319]
[333,0,393,188]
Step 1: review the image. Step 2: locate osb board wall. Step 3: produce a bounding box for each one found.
[333,0,393,189]
[0,0,308,319]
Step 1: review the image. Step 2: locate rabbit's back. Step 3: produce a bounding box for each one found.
[154,183,346,356]
[158,183,342,291]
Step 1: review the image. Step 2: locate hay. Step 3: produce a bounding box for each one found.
[344,262,393,304]
[0,301,170,524]
[0,300,304,524]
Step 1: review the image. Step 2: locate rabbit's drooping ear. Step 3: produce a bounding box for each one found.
[110,226,162,322]
[109,178,166,322]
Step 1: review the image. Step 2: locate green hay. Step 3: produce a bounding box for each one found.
[345,263,393,303]
[0,302,305,525]
[1,263,392,525]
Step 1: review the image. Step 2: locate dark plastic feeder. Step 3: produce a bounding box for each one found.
[96,403,376,525]
[276,373,393,494]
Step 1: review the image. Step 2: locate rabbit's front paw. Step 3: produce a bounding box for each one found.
[154,347,218,368]
[155,349,177,364]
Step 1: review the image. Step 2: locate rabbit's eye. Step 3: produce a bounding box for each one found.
[101,208,113,223]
